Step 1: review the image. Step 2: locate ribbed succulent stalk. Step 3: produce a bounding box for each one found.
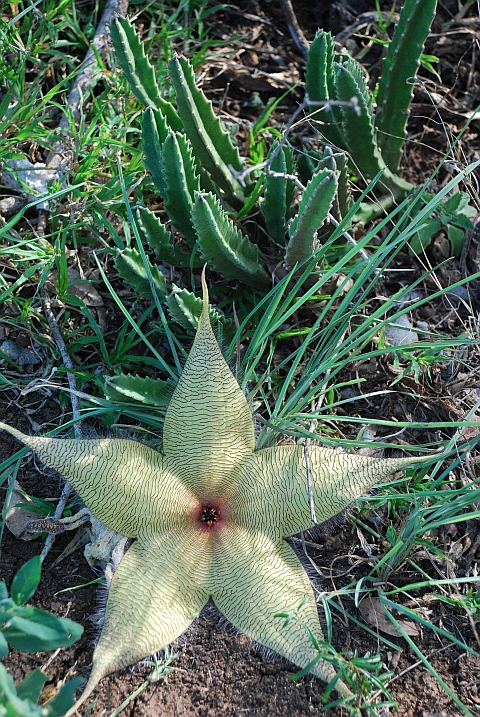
[306,0,438,197]
[109,16,353,300]
[375,0,438,172]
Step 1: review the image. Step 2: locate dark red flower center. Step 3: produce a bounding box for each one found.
[201,504,220,526]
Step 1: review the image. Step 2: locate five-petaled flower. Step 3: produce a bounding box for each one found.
[0,273,428,715]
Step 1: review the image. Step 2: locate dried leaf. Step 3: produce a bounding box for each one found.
[359,595,418,636]
[5,481,40,541]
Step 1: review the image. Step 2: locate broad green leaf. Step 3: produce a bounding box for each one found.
[43,678,84,717]
[3,608,83,652]
[10,556,41,606]
[16,669,48,703]
[408,217,441,255]
[447,224,465,257]
[0,631,8,659]
[0,663,16,701]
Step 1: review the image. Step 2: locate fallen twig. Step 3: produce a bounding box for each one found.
[46,0,129,174]
[278,0,310,58]
[39,286,81,562]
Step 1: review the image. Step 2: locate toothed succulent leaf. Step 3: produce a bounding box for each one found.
[331,149,353,219]
[136,206,199,267]
[263,141,295,244]
[167,284,231,333]
[334,59,385,180]
[286,168,338,269]
[160,131,200,246]
[192,192,271,289]
[305,30,345,150]
[110,18,182,131]
[168,55,247,207]
[296,148,323,186]
[114,247,168,298]
[316,147,353,221]
[104,374,174,408]
[142,108,169,196]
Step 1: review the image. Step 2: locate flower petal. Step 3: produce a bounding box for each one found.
[66,528,210,716]
[208,524,350,693]
[163,272,255,493]
[234,445,428,537]
[0,424,196,537]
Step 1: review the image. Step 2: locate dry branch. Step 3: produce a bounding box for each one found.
[46,0,130,173]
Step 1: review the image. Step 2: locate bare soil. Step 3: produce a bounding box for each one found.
[1,0,480,715]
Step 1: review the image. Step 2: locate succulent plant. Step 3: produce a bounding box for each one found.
[305,0,438,195]
[109,17,355,316]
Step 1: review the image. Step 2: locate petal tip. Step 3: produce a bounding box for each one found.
[200,265,210,329]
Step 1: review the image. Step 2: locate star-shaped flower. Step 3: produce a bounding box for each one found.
[1,274,428,715]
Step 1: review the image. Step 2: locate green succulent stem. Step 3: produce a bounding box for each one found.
[375,0,438,172]
[110,17,182,130]
[286,168,338,270]
[192,192,271,289]
[306,2,434,200]
[168,55,247,208]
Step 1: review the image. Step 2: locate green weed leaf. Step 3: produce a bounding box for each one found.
[3,607,83,652]
[0,631,8,659]
[16,669,48,703]
[10,556,41,606]
[43,677,84,717]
